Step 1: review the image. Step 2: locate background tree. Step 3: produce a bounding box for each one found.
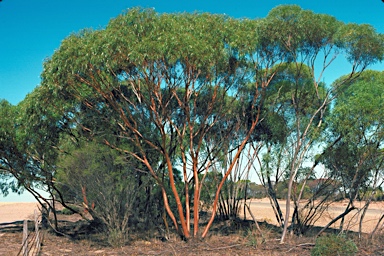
[0,92,69,230]
[254,5,384,243]
[319,70,384,236]
[0,100,25,196]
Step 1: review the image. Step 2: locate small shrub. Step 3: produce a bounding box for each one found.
[60,207,76,215]
[108,228,127,248]
[311,234,358,256]
[244,229,258,247]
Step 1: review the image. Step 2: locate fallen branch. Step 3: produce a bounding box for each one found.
[286,243,315,253]
[202,243,243,251]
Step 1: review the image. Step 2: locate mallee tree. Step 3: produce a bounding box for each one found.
[1,5,383,243]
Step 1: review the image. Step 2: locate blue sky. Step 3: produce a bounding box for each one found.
[1,0,384,105]
[0,0,383,201]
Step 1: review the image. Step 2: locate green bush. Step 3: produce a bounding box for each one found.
[59,204,82,215]
[311,234,358,256]
[60,207,75,215]
[108,228,127,247]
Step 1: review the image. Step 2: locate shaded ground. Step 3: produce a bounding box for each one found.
[2,218,384,255]
[0,219,316,256]
[1,200,384,255]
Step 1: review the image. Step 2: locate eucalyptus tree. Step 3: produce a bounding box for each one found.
[16,87,88,229]
[38,5,383,241]
[319,70,384,236]
[0,89,76,230]
[254,5,384,243]
[40,8,287,239]
[0,100,25,196]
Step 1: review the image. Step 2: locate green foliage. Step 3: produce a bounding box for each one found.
[244,228,259,247]
[264,63,328,141]
[60,207,77,215]
[0,100,20,195]
[311,234,358,256]
[0,96,57,196]
[246,182,267,199]
[358,187,384,201]
[2,4,383,240]
[331,70,384,137]
[262,5,343,63]
[335,23,384,68]
[56,141,147,241]
[323,70,384,199]
[107,228,127,248]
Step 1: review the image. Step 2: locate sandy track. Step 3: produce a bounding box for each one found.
[0,202,39,223]
[1,199,383,233]
[246,199,384,233]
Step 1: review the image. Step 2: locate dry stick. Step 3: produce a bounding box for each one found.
[34,209,41,255]
[245,203,264,239]
[22,220,28,256]
[168,244,178,256]
[17,213,43,256]
[202,244,243,251]
[286,243,315,253]
[18,224,36,256]
[370,213,384,239]
[316,206,356,237]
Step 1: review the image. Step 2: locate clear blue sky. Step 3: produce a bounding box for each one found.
[0,0,383,201]
[1,0,383,105]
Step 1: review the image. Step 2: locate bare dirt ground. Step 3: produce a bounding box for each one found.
[1,199,384,255]
[0,202,39,223]
[246,198,384,233]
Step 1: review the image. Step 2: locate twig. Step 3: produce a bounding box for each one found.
[202,243,243,251]
[168,244,178,256]
[286,243,315,253]
[297,242,316,247]
[245,203,264,238]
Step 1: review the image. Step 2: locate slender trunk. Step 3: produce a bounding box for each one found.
[268,196,284,227]
[243,181,248,220]
[193,159,200,237]
[141,156,182,237]
[181,150,190,233]
[267,176,284,227]
[185,182,190,233]
[202,133,256,237]
[164,153,189,238]
[50,191,58,230]
[339,200,354,232]
[370,213,384,238]
[317,205,356,236]
[201,77,265,238]
[281,172,295,243]
[245,203,263,237]
[358,202,369,238]
[160,187,181,234]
